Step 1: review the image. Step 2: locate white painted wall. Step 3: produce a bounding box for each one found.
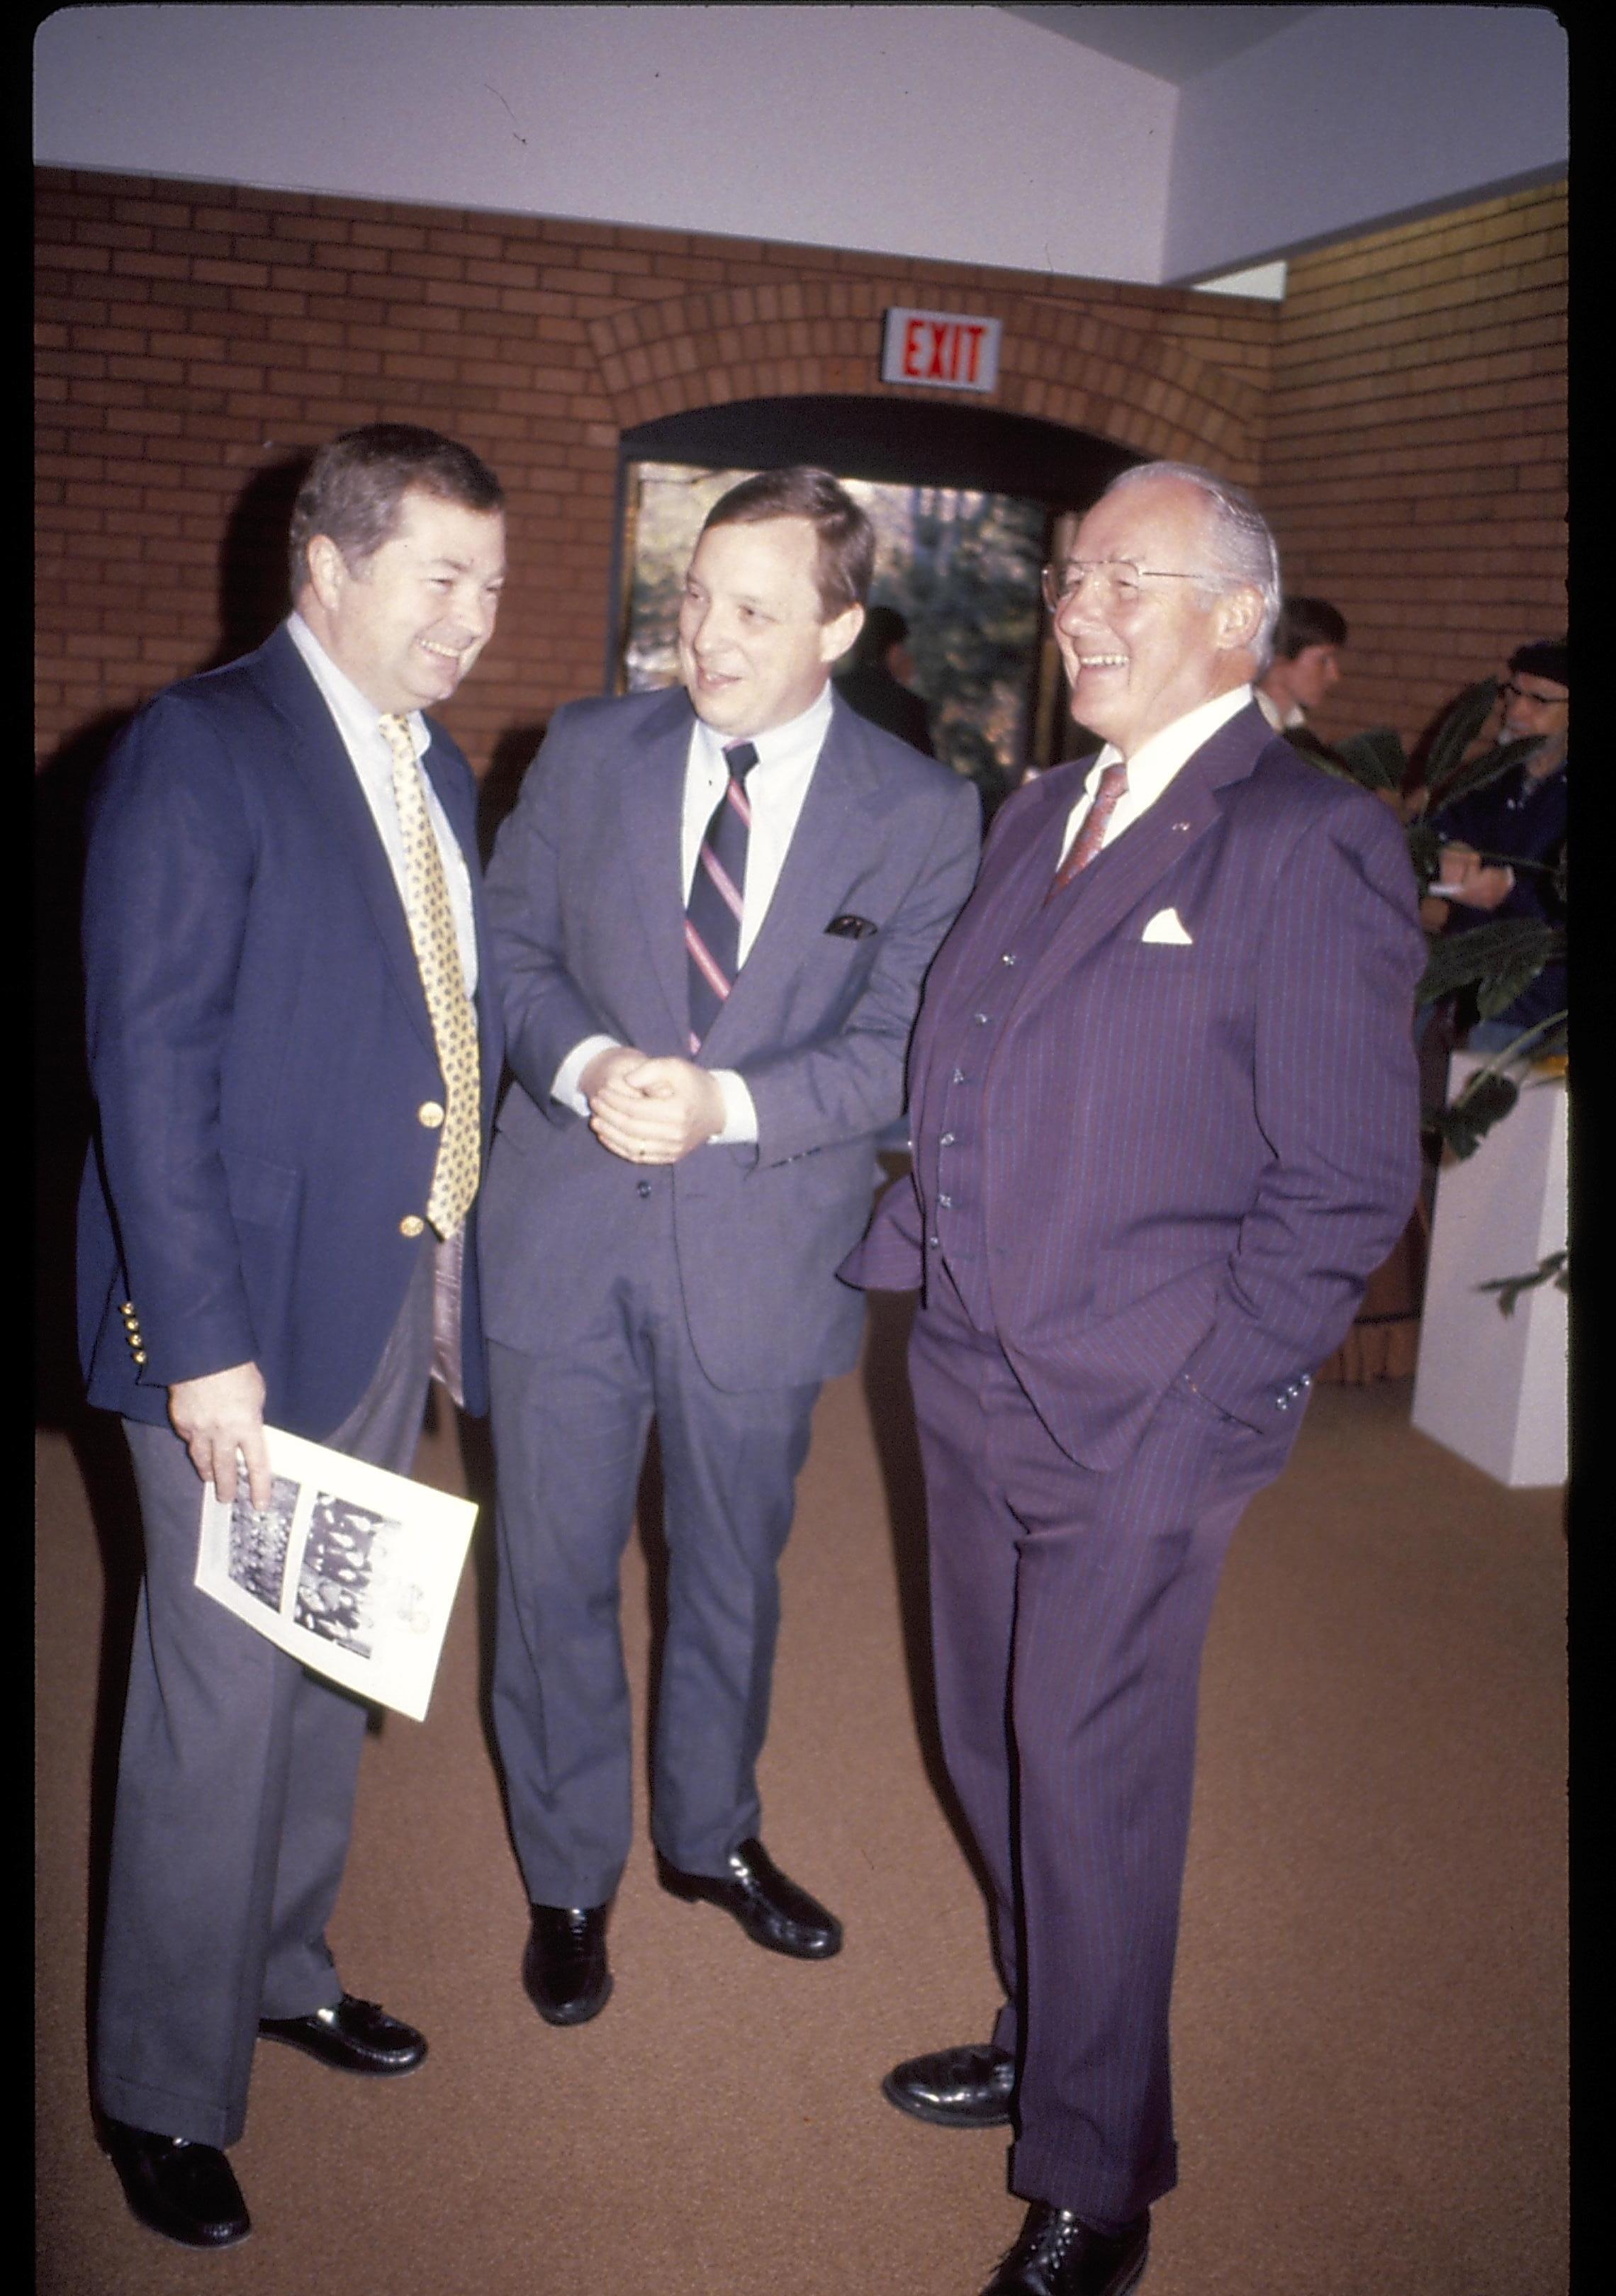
[32,3,1177,285]
[1413,1059,1567,1489]
[1165,4,1568,282]
[32,4,1569,288]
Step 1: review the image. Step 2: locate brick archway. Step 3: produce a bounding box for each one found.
[588,283,1262,484]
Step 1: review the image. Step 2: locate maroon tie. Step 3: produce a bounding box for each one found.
[1047,760,1128,900]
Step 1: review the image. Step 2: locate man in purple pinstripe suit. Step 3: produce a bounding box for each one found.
[841,464,1423,2296]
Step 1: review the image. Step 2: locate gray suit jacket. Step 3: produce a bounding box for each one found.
[478,685,981,1391]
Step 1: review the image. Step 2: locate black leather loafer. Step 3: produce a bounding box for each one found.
[522,1903,612,2025]
[658,1838,842,1958]
[257,1993,426,2076]
[882,2040,1016,2127]
[103,2120,251,2249]
[981,2202,1150,2296]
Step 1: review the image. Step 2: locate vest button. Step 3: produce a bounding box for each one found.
[399,1214,425,1238]
[637,1180,652,1198]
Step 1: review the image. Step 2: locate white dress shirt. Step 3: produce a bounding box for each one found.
[1056,685,1254,867]
[286,612,478,994]
[1256,685,1305,733]
[554,684,836,1144]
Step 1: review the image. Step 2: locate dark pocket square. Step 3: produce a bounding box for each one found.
[825,913,878,939]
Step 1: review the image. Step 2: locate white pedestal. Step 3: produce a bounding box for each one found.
[1412,1054,1567,1486]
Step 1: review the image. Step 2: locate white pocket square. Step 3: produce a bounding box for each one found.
[1141,906,1193,945]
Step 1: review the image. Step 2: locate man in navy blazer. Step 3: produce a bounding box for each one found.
[478,468,979,2024]
[843,464,1424,2296]
[77,426,507,2249]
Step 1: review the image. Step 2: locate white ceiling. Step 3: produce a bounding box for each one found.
[999,5,1319,86]
[35,6,1565,291]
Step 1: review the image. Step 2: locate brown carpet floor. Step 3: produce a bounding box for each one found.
[35,1301,1567,2293]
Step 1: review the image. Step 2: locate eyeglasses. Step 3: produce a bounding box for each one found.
[1498,680,1568,708]
[1040,560,1226,613]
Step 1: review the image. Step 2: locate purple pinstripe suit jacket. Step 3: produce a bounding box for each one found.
[843,701,1425,1470]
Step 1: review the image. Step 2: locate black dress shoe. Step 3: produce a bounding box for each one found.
[980,2202,1150,2296]
[882,2040,1015,2127]
[257,1993,426,2076]
[522,1903,612,2025]
[103,2120,251,2249]
[658,1838,842,1958]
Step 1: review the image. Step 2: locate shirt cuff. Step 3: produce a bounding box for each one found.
[709,1069,758,1144]
[553,1035,622,1115]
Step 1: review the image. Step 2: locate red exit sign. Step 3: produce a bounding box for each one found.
[882,308,1001,394]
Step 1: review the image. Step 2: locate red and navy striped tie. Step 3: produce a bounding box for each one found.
[685,740,758,1052]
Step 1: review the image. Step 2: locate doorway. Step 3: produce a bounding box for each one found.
[610,398,1139,794]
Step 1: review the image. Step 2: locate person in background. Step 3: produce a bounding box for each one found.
[1423,638,1567,1050]
[1256,594,1347,733]
[77,425,507,2249]
[834,600,936,756]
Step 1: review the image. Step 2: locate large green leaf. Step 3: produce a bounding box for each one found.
[1331,725,1407,792]
[1414,918,1562,1006]
[1425,733,1542,818]
[1419,679,1500,790]
[1476,952,1556,1018]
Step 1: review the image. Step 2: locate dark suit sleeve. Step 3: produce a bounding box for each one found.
[82,693,263,1388]
[483,704,621,1115]
[744,772,980,1166]
[1184,789,1425,1427]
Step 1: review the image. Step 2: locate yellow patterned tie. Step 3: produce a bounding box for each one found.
[380,714,481,1239]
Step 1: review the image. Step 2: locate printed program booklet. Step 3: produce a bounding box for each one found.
[195,1426,476,1721]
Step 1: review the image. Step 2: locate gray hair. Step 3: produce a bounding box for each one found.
[1103,461,1281,673]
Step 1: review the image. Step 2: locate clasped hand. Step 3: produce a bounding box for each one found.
[583,1047,726,1165]
[1437,842,1515,911]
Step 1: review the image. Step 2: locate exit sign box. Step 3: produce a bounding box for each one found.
[881,308,1001,394]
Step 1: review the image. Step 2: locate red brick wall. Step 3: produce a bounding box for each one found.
[35,167,1273,775]
[1260,183,1567,759]
[36,169,1566,780]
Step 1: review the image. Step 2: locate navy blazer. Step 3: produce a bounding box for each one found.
[846,703,1425,1466]
[77,624,503,1435]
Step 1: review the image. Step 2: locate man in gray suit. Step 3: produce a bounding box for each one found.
[480,468,980,2021]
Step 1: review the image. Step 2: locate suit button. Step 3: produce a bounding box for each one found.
[637,1181,652,1198]
[399,1214,425,1238]
[939,1132,955,1147]
[1001,952,1017,965]
[417,1101,445,1129]
[973,1012,989,1024]
[951,1068,966,1084]
[132,1349,147,1366]
[927,1235,941,1249]
[938,1194,954,1209]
